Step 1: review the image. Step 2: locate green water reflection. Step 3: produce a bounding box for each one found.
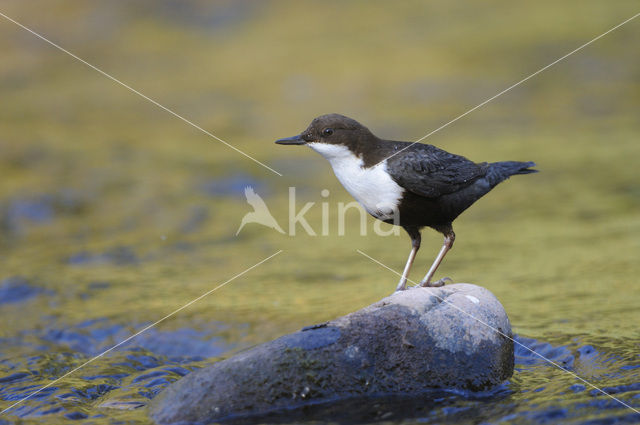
[0,1,639,423]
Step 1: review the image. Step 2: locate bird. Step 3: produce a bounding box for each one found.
[236,186,285,235]
[275,114,537,291]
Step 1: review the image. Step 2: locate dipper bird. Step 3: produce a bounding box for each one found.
[275,114,536,291]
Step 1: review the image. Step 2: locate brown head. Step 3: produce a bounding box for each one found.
[275,114,379,156]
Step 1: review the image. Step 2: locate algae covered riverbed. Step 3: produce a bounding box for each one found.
[0,1,639,424]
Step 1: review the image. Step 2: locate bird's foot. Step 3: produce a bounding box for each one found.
[395,276,411,292]
[419,277,452,288]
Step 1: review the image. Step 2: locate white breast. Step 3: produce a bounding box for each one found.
[307,143,404,219]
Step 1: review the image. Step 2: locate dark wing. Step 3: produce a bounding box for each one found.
[386,143,488,198]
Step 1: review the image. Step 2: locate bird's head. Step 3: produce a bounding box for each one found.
[275,114,377,159]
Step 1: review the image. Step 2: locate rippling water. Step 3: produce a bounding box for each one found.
[1,1,639,424]
[1,312,639,424]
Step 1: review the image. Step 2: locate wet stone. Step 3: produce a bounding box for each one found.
[150,283,514,424]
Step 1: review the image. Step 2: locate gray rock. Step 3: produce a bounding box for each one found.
[149,283,513,424]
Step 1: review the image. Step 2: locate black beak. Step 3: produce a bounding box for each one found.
[275,134,306,145]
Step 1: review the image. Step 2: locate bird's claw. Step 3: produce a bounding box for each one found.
[420,277,452,288]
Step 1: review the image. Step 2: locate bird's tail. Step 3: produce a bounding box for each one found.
[486,161,537,188]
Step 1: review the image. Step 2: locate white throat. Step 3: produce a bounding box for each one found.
[307,142,404,219]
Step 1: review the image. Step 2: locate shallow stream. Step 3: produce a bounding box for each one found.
[1,2,639,424]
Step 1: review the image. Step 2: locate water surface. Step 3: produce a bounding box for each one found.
[0,1,639,424]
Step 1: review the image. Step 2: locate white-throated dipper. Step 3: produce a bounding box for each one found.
[276,114,537,291]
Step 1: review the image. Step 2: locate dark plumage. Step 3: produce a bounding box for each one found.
[276,114,537,291]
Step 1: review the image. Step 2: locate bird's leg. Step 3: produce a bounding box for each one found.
[396,246,418,291]
[420,227,455,287]
[396,227,421,291]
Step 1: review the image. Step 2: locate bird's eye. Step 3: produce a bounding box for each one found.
[323,128,334,136]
